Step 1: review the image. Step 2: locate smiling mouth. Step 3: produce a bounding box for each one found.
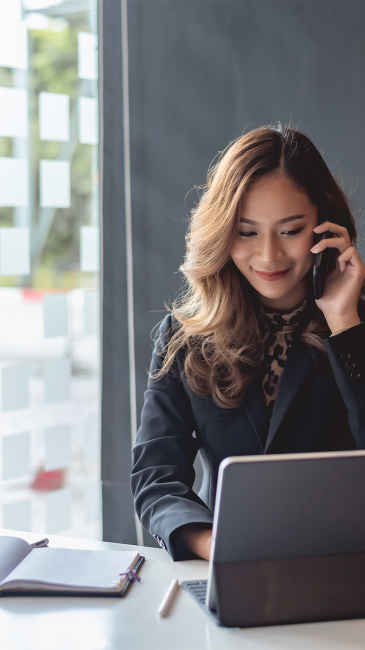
[254,268,290,274]
[254,268,291,280]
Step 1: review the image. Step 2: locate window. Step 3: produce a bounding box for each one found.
[0,0,100,539]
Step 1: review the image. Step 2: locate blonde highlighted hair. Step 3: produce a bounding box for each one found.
[151,123,365,408]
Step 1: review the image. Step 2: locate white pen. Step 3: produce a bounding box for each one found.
[158,579,180,617]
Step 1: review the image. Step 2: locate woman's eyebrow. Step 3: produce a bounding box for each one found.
[239,214,307,225]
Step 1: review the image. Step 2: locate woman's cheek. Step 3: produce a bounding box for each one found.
[294,235,313,257]
[230,239,245,260]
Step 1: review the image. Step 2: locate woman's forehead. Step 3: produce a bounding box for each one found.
[237,174,316,221]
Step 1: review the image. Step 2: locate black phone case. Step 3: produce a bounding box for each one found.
[312,229,339,299]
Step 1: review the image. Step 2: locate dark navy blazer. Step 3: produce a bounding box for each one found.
[131,311,365,560]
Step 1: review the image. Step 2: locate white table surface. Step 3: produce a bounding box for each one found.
[1,529,365,650]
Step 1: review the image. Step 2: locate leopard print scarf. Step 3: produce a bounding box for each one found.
[259,297,310,413]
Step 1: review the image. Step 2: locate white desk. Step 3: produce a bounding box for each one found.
[1,529,365,650]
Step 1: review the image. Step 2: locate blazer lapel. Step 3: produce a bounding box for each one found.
[264,340,317,453]
[243,377,269,452]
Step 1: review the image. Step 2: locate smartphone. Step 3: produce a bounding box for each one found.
[312,228,339,299]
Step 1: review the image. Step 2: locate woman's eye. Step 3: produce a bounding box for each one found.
[239,227,304,238]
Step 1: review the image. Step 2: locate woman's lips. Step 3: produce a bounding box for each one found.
[255,268,290,280]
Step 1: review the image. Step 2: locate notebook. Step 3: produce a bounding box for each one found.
[0,534,145,596]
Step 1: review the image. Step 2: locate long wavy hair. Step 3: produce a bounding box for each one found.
[151,123,365,408]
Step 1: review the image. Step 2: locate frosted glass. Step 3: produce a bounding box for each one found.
[40,160,70,208]
[44,425,71,471]
[78,32,97,80]
[84,484,101,524]
[39,92,70,142]
[0,0,22,21]
[2,501,31,530]
[83,417,99,467]
[84,290,98,335]
[43,358,71,403]
[79,96,97,145]
[0,363,30,410]
[2,432,30,480]
[0,158,28,206]
[45,489,71,533]
[43,293,68,338]
[80,227,99,272]
[0,15,27,70]
[0,227,30,276]
[0,87,27,138]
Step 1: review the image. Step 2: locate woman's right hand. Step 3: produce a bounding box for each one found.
[179,523,212,560]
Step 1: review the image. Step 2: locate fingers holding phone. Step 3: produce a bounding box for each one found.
[310,220,365,317]
[311,229,339,300]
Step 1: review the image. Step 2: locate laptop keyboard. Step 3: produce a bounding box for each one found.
[180,579,207,606]
[180,580,221,624]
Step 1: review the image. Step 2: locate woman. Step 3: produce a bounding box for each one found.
[131,124,365,562]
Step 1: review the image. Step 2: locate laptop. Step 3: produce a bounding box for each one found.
[181,450,365,627]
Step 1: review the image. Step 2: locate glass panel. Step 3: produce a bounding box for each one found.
[0,0,100,540]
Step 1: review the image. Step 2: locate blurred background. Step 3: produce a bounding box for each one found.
[0,0,364,547]
[0,0,100,538]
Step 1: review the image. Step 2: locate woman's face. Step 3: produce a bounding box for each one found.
[230,171,318,310]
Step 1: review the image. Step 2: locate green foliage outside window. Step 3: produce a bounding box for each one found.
[0,14,97,290]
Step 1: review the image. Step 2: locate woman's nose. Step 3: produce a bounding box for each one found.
[258,236,284,262]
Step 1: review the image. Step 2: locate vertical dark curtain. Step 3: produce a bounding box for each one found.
[100,0,137,544]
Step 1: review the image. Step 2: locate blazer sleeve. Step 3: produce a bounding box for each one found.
[323,321,365,447]
[131,313,213,561]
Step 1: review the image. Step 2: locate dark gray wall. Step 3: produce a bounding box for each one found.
[129,0,365,412]
[105,0,365,544]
